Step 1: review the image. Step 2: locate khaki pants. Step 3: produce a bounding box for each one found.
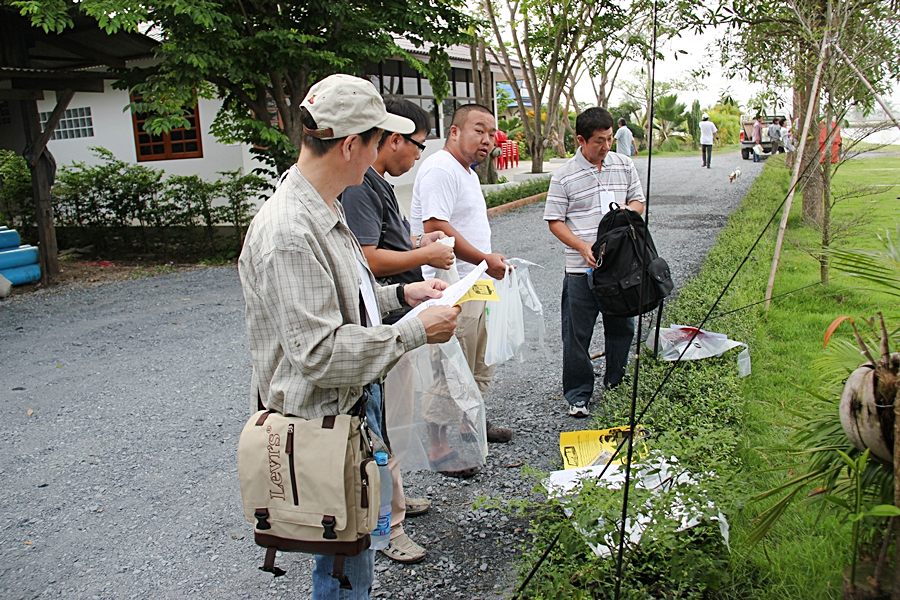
[456,300,495,396]
[388,456,406,538]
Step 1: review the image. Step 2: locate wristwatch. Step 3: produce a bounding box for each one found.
[396,283,409,307]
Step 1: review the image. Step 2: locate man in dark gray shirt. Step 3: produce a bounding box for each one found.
[340,98,454,565]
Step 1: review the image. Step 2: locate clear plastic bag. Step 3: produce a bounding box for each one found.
[507,258,546,352]
[384,337,487,473]
[484,265,525,366]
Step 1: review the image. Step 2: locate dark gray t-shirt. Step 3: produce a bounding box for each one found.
[340,167,423,286]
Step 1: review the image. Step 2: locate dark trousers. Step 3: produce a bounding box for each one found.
[561,274,635,407]
[701,144,712,167]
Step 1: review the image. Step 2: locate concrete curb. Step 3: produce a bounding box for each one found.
[486,192,547,219]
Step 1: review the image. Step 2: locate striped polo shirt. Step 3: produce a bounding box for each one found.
[543,148,644,273]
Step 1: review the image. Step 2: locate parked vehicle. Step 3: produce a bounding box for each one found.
[739,114,786,160]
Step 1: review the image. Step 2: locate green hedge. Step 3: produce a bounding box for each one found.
[514,163,789,598]
[52,148,271,252]
[484,177,551,208]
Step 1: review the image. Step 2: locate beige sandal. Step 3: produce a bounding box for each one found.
[405,497,431,517]
[379,532,426,564]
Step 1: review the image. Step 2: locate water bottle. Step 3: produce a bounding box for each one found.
[370,450,392,550]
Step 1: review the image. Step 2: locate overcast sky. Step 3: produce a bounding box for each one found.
[574,24,766,113]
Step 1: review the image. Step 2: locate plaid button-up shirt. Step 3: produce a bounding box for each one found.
[238,166,427,419]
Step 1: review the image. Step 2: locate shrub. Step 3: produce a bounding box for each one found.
[484,177,550,208]
[216,169,270,254]
[0,149,33,235]
[50,146,268,257]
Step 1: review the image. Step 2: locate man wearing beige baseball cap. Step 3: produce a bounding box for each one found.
[238,73,461,598]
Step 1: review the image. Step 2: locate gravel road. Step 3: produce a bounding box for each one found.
[0,151,761,599]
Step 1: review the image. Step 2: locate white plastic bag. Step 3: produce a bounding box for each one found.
[484,265,525,366]
[384,337,487,473]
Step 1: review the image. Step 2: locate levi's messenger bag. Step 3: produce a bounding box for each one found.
[237,398,379,588]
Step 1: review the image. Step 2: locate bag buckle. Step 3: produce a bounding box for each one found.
[254,508,271,530]
[321,515,338,540]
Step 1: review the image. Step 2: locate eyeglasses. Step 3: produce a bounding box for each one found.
[402,134,427,151]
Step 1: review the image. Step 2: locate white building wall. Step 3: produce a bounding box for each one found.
[36,83,249,182]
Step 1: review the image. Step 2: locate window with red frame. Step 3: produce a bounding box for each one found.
[131,96,203,161]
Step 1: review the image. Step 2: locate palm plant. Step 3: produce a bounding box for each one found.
[750,229,899,598]
[652,94,687,146]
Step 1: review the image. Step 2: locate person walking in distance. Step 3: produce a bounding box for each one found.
[752,114,764,163]
[614,118,636,156]
[699,113,717,168]
[768,117,782,154]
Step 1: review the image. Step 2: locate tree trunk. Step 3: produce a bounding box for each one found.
[795,30,824,226]
[471,39,499,184]
[894,382,900,599]
[802,153,824,225]
[820,102,834,285]
[531,138,545,174]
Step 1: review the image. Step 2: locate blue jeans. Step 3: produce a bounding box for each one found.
[310,384,380,599]
[561,274,635,407]
[365,383,384,442]
[312,551,374,599]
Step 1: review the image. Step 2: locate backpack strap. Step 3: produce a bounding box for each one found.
[259,546,286,577]
[331,555,353,590]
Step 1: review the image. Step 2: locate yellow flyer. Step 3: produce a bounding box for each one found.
[456,279,499,305]
[559,426,649,469]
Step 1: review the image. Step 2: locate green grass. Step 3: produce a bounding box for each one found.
[512,149,897,598]
[696,154,899,598]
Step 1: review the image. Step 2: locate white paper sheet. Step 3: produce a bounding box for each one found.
[396,260,488,324]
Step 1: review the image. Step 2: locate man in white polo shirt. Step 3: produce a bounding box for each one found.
[411,104,514,459]
[543,107,646,418]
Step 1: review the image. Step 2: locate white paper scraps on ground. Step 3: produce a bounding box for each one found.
[397,260,488,324]
[647,324,751,377]
[543,455,730,558]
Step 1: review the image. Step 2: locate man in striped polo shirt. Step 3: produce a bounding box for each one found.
[543,107,646,418]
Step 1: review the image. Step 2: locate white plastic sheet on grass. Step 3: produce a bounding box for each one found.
[647,324,751,377]
[543,455,730,558]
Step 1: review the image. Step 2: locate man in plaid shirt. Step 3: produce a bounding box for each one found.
[239,74,460,599]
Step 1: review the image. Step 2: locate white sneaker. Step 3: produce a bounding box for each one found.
[567,403,590,418]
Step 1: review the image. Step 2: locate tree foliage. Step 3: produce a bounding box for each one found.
[12,0,474,173]
[483,0,629,172]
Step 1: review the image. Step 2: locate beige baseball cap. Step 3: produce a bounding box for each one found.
[300,74,414,139]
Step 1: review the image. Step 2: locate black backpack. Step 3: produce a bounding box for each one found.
[588,204,674,317]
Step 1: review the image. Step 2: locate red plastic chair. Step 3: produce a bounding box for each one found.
[495,131,509,169]
[502,140,519,167]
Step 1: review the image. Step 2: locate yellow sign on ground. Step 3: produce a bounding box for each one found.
[559,426,649,469]
[456,279,499,305]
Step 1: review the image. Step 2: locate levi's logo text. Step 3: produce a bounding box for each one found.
[265,425,285,500]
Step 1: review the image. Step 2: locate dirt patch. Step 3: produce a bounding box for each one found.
[9,256,203,296]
